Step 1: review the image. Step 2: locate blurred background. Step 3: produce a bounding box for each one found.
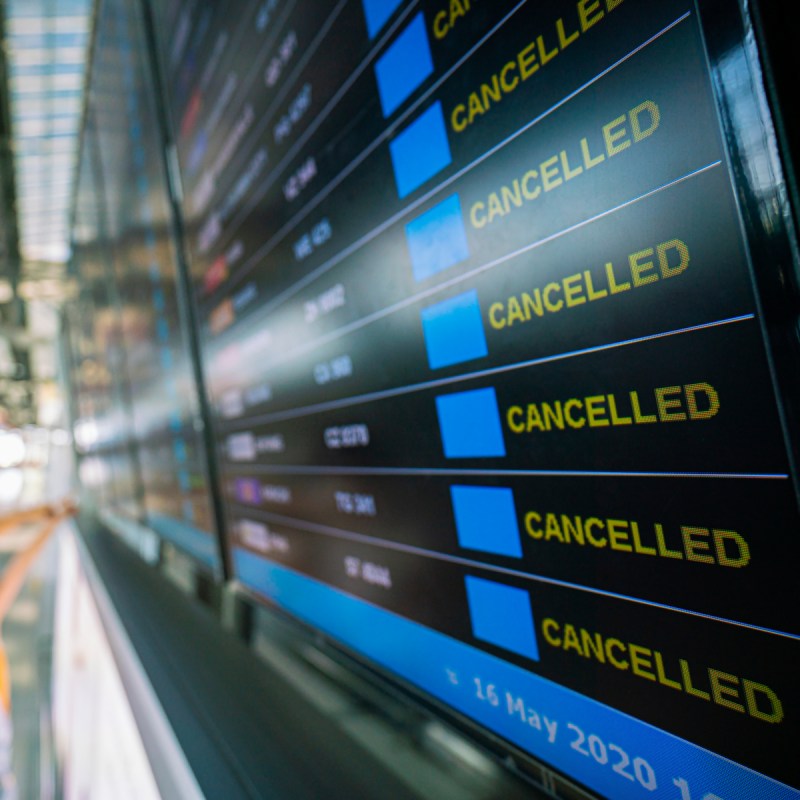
[0,2,157,797]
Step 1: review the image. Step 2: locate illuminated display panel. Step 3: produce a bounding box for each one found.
[157,0,799,796]
[78,0,221,572]
[68,122,143,520]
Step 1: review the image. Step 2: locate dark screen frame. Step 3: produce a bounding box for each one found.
[132,0,800,795]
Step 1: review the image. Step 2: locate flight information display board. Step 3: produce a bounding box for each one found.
[85,0,221,572]
[158,0,799,796]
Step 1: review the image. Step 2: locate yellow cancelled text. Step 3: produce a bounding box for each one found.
[470,100,660,229]
[524,512,750,568]
[450,0,624,130]
[433,0,477,40]
[506,382,720,434]
[541,618,784,723]
[488,239,689,330]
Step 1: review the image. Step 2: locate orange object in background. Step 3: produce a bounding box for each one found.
[0,501,77,713]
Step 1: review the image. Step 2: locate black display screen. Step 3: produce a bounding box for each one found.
[158,0,799,796]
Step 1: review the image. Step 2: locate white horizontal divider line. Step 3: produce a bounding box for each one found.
[227,503,800,642]
[222,311,753,428]
[224,464,788,479]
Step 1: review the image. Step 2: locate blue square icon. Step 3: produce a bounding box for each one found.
[374,13,433,117]
[465,576,539,660]
[405,194,470,282]
[389,102,451,198]
[451,485,522,558]
[421,290,488,369]
[436,387,506,458]
[361,0,404,38]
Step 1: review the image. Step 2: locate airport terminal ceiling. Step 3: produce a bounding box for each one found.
[0,0,94,428]
[36,0,800,797]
